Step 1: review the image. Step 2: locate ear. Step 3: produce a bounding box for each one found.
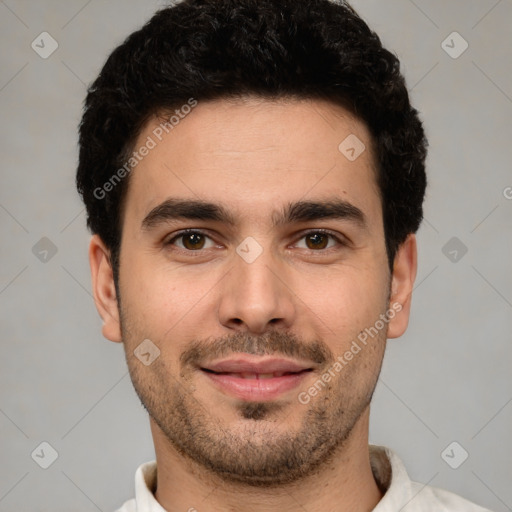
[387,234,417,339]
[89,235,122,343]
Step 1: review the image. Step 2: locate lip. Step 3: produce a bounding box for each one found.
[200,356,314,401]
[203,356,312,374]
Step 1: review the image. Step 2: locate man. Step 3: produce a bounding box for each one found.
[76,0,493,510]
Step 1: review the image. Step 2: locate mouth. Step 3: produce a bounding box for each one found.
[199,356,314,401]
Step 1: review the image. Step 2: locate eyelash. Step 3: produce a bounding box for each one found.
[164,229,346,253]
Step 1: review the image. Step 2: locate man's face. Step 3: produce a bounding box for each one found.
[93,97,414,486]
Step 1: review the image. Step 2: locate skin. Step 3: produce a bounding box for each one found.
[89,97,417,512]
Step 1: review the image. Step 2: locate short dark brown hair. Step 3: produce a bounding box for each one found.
[76,0,427,278]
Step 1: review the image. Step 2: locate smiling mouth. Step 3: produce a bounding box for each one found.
[199,366,314,401]
[201,369,312,379]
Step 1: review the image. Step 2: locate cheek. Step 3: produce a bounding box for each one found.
[299,265,389,346]
[119,250,221,337]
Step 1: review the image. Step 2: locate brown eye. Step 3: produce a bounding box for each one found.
[294,231,341,251]
[167,230,216,251]
[305,232,330,250]
[182,232,205,250]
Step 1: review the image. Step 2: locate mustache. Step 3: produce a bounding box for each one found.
[180,330,334,369]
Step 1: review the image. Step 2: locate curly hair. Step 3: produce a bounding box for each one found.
[76,0,427,278]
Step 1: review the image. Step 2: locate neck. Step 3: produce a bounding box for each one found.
[151,411,383,512]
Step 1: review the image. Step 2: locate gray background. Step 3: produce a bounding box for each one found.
[0,0,511,511]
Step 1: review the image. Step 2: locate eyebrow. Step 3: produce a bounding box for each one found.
[141,197,367,231]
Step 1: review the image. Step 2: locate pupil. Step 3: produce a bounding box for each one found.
[307,233,328,250]
[184,233,204,250]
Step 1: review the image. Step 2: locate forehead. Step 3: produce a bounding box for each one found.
[122,97,382,229]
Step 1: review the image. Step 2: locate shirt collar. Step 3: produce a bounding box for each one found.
[370,445,417,511]
[133,460,167,512]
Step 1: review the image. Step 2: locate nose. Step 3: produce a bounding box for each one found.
[217,247,296,334]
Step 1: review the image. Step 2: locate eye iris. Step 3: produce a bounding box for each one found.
[183,233,205,250]
[306,233,328,250]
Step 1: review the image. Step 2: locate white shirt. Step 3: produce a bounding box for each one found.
[114,445,493,511]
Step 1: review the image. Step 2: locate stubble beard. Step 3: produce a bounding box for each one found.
[122,321,386,487]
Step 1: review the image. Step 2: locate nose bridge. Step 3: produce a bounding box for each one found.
[218,239,295,333]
